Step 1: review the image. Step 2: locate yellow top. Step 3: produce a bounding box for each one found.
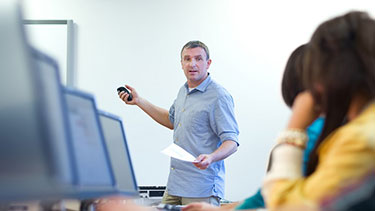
[265,102,375,209]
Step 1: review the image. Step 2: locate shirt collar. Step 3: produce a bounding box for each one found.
[184,73,212,93]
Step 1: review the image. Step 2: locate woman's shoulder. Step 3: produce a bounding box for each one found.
[319,104,375,155]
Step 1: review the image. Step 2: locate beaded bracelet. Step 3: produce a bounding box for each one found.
[276,129,308,149]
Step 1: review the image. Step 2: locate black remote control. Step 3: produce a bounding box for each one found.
[117,86,133,101]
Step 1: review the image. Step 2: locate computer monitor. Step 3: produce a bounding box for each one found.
[63,88,116,199]
[30,47,77,189]
[0,0,76,201]
[98,111,139,197]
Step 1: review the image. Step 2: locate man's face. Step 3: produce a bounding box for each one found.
[181,47,212,87]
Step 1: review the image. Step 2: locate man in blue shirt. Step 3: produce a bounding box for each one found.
[118,41,239,206]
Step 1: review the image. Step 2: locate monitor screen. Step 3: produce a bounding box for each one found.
[31,48,76,187]
[0,1,75,201]
[64,89,116,198]
[98,111,138,196]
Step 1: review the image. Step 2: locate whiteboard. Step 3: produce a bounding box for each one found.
[24,20,75,87]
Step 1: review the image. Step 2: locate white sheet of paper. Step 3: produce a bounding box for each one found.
[161,143,197,162]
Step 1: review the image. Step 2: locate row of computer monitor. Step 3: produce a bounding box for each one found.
[0,0,138,202]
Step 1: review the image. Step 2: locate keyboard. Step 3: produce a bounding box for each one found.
[155,204,184,211]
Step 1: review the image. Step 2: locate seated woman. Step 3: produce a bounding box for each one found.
[232,44,324,210]
[263,11,375,211]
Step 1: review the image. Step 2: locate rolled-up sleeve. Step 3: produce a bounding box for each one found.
[168,100,176,126]
[210,95,239,145]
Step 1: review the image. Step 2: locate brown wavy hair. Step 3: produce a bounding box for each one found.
[303,11,375,176]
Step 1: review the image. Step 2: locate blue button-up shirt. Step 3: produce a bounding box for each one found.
[167,74,239,198]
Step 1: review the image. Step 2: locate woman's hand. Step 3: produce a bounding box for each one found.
[182,202,223,211]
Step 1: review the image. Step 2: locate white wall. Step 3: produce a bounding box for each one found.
[23,0,375,201]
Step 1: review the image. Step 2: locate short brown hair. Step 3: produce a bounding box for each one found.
[181,41,210,60]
